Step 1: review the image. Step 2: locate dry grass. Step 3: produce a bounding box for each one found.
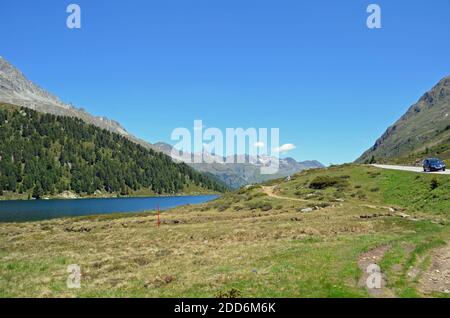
[1,165,449,298]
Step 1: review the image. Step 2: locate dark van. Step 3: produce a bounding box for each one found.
[423,158,446,172]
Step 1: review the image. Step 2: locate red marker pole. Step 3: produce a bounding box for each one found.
[156,204,160,229]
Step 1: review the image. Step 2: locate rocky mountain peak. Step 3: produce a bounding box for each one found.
[0,56,153,147]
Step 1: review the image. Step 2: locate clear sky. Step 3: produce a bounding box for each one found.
[1,0,449,165]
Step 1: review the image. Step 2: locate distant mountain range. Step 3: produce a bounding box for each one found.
[357,75,450,165]
[0,56,324,188]
[152,142,324,188]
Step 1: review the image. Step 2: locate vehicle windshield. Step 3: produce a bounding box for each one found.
[429,159,443,164]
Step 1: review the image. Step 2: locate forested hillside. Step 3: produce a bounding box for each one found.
[0,104,226,198]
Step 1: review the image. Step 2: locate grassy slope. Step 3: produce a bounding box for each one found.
[379,136,450,166]
[0,165,449,297]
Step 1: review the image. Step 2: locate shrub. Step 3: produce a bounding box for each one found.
[260,203,273,211]
[216,288,242,298]
[246,185,262,191]
[356,190,367,199]
[245,202,259,210]
[254,192,268,198]
[367,171,381,178]
[217,204,230,212]
[309,176,349,189]
[245,201,272,211]
[237,188,247,195]
[430,178,439,190]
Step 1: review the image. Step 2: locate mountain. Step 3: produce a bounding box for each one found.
[154,142,325,188]
[0,56,152,149]
[191,157,325,189]
[0,103,226,199]
[0,57,324,187]
[357,76,450,164]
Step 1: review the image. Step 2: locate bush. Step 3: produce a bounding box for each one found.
[367,171,381,178]
[245,201,272,211]
[430,178,439,190]
[356,190,367,199]
[237,188,247,195]
[245,202,259,210]
[253,192,268,198]
[260,203,273,211]
[309,176,349,189]
[200,205,211,212]
[246,185,262,191]
[216,288,242,298]
[217,204,231,212]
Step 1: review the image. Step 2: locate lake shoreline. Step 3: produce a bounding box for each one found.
[0,194,220,223]
[0,190,222,202]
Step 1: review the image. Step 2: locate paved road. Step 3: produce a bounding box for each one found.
[372,164,450,175]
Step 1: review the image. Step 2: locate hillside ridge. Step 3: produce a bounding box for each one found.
[357,75,450,164]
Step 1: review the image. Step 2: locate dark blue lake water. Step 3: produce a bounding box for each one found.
[0,195,219,223]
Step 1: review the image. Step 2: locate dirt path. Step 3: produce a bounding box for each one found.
[261,186,310,202]
[418,244,450,295]
[358,245,396,298]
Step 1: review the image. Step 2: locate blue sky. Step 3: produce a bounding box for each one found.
[1,0,449,165]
